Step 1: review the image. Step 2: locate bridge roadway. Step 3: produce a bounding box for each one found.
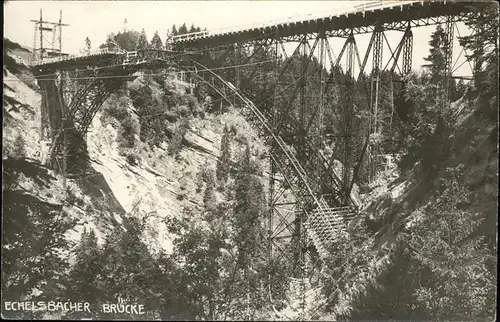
[29,48,179,73]
[172,0,485,48]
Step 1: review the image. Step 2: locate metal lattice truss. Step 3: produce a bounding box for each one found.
[189,61,359,275]
[175,5,480,274]
[38,69,129,171]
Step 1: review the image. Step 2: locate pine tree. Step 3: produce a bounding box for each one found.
[189,24,197,33]
[233,142,265,267]
[216,125,231,182]
[85,37,91,52]
[165,30,172,50]
[136,28,149,51]
[68,228,104,313]
[150,31,163,50]
[203,178,216,210]
[423,24,448,84]
[13,133,26,158]
[178,23,188,35]
[168,119,189,156]
[171,24,178,36]
[100,217,163,318]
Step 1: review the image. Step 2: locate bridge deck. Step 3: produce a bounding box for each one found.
[30,48,179,71]
[173,1,484,48]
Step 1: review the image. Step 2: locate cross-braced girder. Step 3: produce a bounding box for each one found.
[402,26,413,76]
[443,15,455,105]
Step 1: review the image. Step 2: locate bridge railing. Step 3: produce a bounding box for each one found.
[30,47,126,67]
[171,30,210,42]
[171,1,421,43]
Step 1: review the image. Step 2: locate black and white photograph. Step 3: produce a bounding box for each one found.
[2,0,498,320]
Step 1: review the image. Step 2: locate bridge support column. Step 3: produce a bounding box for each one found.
[340,32,357,195]
[293,34,309,278]
[268,36,279,289]
[40,87,50,141]
[443,16,455,107]
[402,25,413,77]
[316,31,326,197]
[389,24,413,131]
[368,25,384,183]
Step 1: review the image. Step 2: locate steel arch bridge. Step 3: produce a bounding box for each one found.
[30,0,489,306]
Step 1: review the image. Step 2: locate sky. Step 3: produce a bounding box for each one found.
[4,0,473,76]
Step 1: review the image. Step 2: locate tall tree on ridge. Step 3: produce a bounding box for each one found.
[178,23,188,35]
[136,28,149,51]
[150,31,163,50]
[216,125,231,183]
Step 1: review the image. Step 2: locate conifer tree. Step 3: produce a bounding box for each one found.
[136,28,149,51]
[168,119,189,156]
[150,31,163,50]
[171,24,178,36]
[100,217,163,317]
[13,133,26,158]
[68,228,103,310]
[178,23,188,35]
[111,30,140,51]
[85,37,91,52]
[203,177,216,210]
[233,142,265,267]
[423,24,447,84]
[216,125,231,182]
[165,30,172,50]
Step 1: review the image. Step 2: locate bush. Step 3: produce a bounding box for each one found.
[118,115,139,148]
[198,164,215,185]
[168,119,189,156]
[176,191,186,201]
[175,105,190,117]
[65,187,78,206]
[103,95,130,121]
[163,92,180,109]
[182,94,200,112]
[125,152,141,166]
[179,176,188,191]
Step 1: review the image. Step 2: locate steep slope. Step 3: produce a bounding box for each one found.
[86,100,266,254]
[2,39,273,319]
[325,87,498,320]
